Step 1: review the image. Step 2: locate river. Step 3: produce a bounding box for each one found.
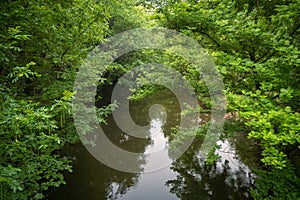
[48,89,258,200]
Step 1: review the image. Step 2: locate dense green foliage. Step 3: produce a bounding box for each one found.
[1,0,299,199]
[0,0,150,199]
[153,0,300,199]
[0,0,108,198]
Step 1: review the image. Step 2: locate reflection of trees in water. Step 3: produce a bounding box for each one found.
[50,88,207,199]
[166,141,253,200]
[48,143,144,200]
[49,113,150,200]
[49,89,180,200]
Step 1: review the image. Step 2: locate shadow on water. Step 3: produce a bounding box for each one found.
[48,89,258,200]
[166,138,256,200]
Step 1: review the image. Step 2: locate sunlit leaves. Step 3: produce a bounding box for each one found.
[7,61,41,83]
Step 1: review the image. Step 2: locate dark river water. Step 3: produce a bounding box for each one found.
[48,89,257,200]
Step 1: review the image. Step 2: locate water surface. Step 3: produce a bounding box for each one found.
[49,90,256,200]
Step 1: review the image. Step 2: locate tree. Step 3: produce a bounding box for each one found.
[157,0,300,198]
